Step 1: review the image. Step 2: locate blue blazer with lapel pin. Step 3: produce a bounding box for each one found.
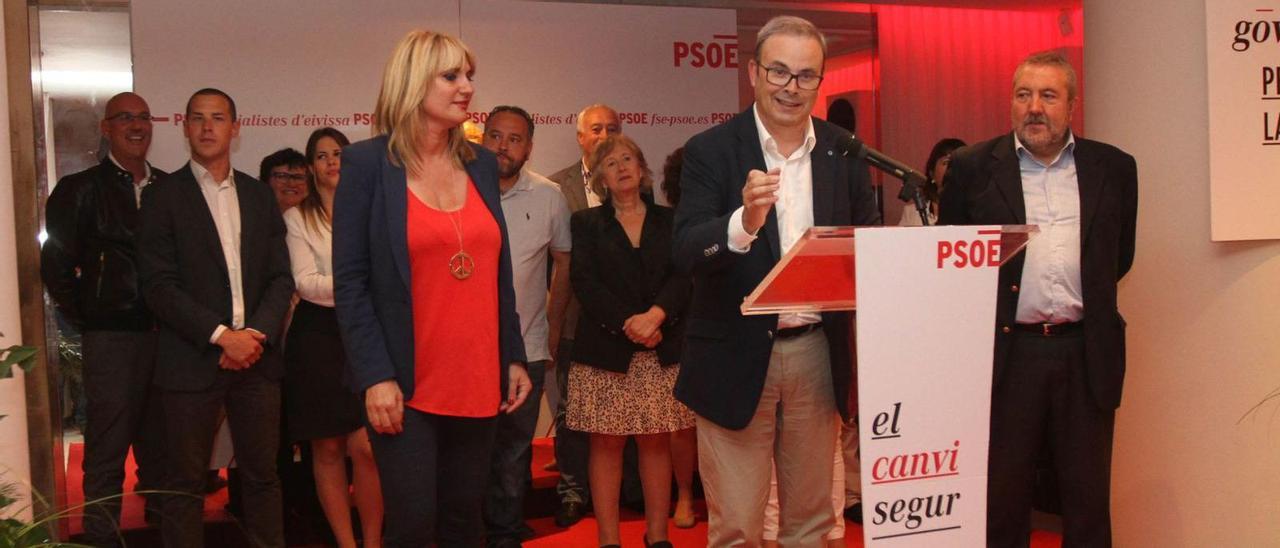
[671,107,881,430]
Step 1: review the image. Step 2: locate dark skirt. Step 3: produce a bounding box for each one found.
[284,299,365,443]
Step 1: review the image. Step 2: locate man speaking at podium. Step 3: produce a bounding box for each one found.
[938,51,1138,547]
[672,15,879,546]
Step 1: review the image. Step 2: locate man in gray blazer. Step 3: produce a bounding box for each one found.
[545,102,620,527]
[550,103,621,212]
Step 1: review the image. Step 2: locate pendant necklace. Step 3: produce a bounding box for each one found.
[446,203,474,280]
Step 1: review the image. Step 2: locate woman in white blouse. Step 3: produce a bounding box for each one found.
[899,138,966,227]
[284,127,383,548]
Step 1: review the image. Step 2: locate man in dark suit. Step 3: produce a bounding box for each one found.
[137,88,294,548]
[545,103,621,527]
[41,91,167,546]
[672,16,879,546]
[938,51,1137,547]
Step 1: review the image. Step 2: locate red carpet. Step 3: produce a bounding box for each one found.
[65,438,1063,547]
[525,513,1064,547]
[64,442,235,536]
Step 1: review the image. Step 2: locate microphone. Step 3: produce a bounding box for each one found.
[835,134,925,184]
[835,134,932,225]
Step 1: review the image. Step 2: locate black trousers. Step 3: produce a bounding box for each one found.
[987,331,1115,548]
[368,407,497,548]
[553,338,591,505]
[161,369,283,548]
[80,330,165,547]
[484,361,546,545]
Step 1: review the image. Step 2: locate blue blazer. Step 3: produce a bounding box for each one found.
[332,135,526,404]
[671,107,880,430]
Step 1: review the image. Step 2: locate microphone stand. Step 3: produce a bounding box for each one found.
[896,172,931,227]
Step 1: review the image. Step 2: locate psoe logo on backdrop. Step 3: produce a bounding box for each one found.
[674,34,738,68]
[936,229,1002,269]
[1232,17,1280,51]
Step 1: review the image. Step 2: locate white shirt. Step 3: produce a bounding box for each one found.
[898,201,936,226]
[191,160,246,342]
[727,103,820,328]
[500,169,573,362]
[581,161,603,208]
[284,206,334,307]
[1013,133,1084,323]
[108,152,153,207]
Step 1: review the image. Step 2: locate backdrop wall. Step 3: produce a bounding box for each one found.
[131,0,737,185]
[875,4,1083,224]
[1084,1,1280,545]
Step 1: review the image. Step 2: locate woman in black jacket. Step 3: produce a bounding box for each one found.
[566,134,692,548]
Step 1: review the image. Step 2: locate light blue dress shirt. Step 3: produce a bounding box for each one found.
[1014,133,1084,324]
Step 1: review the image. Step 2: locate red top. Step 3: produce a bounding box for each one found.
[405,181,501,417]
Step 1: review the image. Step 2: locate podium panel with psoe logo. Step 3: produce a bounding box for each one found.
[742,225,1037,547]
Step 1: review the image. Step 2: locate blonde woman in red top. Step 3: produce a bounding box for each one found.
[332,30,531,547]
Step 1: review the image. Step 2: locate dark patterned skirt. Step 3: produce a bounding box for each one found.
[566,351,694,435]
[284,300,365,443]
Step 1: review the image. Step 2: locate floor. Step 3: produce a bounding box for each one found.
[63,437,1064,547]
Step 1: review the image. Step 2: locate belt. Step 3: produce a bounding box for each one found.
[1012,321,1083,336]
[777,322,823,339]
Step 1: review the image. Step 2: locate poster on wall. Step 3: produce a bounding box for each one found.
[1205,1,1280,241]
[855,226,1001,546]
[131,0,737,191]
[460,0,738,183]
[131,0,458,172]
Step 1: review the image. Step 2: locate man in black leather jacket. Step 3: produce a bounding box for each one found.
[41,92,167,546]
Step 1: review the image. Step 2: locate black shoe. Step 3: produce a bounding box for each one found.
[844,501,863,524]
[644,534,674,548]
[554,500,587,528]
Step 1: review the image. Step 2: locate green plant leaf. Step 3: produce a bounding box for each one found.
[0,345,38,380]
[0,485,177,547]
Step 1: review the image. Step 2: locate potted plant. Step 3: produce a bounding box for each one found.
[0,341,58,547]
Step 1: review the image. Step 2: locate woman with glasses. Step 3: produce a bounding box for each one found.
[332,30,531,547]
[899,138,967,226]
[283,127,383,548]
[260,148,310,212]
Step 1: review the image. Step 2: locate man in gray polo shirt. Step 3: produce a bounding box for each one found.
[480,105,573,548]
